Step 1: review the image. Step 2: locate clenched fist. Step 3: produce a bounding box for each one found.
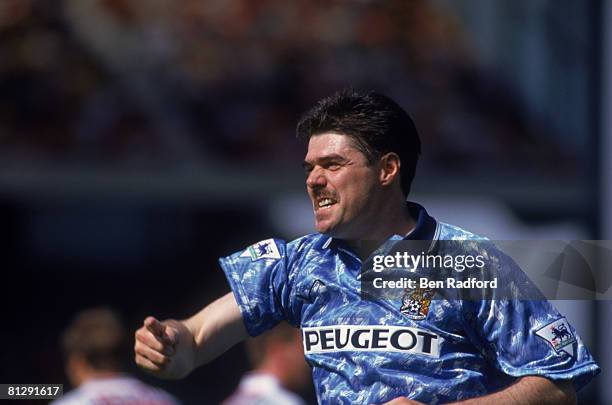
[134,316,195,379]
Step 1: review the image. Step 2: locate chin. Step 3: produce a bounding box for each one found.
[315,222,336,236]
[315,217,348,238]
[316,225,331,235]
[317,225,346,239]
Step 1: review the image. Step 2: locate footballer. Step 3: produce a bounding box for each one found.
[134,89,599,404]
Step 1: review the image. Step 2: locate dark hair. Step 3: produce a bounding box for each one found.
[61,308,128,371]
[296,89,421,196]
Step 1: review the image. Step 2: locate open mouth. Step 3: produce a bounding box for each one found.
[316,197,337,209]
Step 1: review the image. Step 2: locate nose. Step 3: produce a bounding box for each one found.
[306,167,326,190]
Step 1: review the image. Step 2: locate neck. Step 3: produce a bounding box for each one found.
[82,370,121,382]
[67,357,121,388]
[346,197,415,259]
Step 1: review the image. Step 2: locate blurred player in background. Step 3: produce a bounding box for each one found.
[53,307,180,405]
[222,322,311,405]
[134,89,599,404]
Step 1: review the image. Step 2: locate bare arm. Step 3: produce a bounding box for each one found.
[384,376,576,405]
[452,377,575,405]
[134,292,248,379]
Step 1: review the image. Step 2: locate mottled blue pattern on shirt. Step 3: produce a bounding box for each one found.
[219,205,599,404]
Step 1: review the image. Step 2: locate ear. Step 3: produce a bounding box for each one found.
[379,152,401,187]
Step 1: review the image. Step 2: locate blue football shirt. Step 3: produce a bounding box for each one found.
[219,203,600,404]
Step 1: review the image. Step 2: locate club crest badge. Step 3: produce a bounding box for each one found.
[400,287,435,320]
[240,239,281,261]
[535,318,577,357]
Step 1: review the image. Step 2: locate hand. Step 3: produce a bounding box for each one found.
[381,397,424,405]
[134,316,194,379]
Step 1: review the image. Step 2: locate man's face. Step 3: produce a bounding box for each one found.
[303,132,380,238]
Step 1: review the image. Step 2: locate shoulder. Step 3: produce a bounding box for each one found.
[223,374,304,405]
[437,222,509,257]
[436,222,506,261]
[287,233,329,254]
[120,378,179,404]
[234,234,327,260]
[49,389,84,405]
[222,234,328,274]
[436,223,530,283]
[284,234,330,276]
[436,222,489,241]
[57,377,180,405]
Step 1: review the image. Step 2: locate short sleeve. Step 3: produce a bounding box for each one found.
[219,238,293,336]
[462,253,600,391]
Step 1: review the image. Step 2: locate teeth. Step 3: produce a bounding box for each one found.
[318,198,334,207]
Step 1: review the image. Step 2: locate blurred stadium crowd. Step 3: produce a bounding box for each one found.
[0,0,576,175]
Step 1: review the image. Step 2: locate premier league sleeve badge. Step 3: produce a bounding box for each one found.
[535,318,577,357]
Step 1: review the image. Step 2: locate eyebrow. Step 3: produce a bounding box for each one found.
[302,154,347,169]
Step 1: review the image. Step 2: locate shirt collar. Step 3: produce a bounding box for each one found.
[403,201,437,241]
